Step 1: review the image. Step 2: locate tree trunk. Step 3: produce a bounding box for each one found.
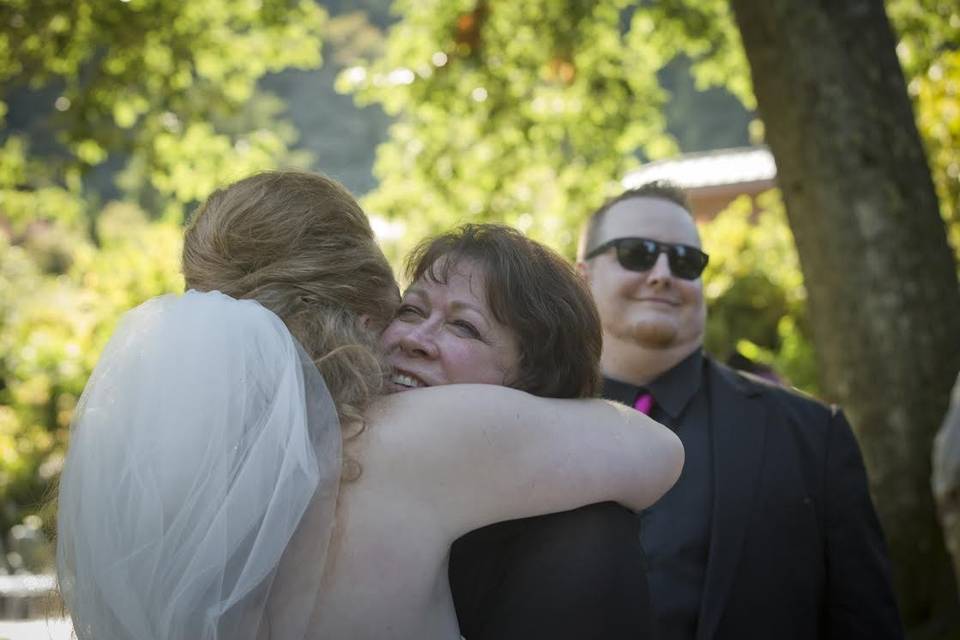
[729,0,960,633]
[934,375,960,590]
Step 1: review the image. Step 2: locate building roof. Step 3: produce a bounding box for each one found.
[623,146,777,190]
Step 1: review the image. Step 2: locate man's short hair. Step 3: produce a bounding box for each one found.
[406,223,602,399]
[578,181,693,260]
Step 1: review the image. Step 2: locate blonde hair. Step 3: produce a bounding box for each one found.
[182,171,398,464]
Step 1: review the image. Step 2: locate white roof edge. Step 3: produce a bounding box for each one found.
[623,146,777,190]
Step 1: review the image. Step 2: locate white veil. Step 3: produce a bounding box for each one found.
[56,290,341,640]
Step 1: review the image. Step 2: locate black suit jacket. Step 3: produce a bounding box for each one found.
[693,357,902,639]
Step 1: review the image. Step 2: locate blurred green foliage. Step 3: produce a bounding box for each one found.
[0,0,955,562]
[342,0,751,263]
[700,191,819,395]
[342,0,680,262]
[888,0,960,262]
[0,204,184,550]
[0,0,326,557]
[2,0,325,220]
[0,0,326,216]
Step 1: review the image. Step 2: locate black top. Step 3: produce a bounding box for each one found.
[604,349,713,640]
[450,500,652,636]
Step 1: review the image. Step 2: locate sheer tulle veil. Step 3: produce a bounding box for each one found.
[56,290,341,640]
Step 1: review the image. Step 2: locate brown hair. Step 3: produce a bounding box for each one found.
[578,180,692,260]
[406,223,602,399]
[182,171,398,446]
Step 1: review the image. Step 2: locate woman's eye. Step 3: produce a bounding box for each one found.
[396,304,424,319]
[451,320,481,339]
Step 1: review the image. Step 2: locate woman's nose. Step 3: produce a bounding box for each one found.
[398,321,440,358]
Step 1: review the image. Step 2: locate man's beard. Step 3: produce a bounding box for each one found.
[632,319,679,348]
[609,317,678,349]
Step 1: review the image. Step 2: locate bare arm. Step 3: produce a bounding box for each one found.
[360,384,683,539]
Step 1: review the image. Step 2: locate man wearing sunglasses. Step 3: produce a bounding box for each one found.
[577,182,902,640]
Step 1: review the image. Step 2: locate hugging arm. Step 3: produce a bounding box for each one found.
[366,384,683,538]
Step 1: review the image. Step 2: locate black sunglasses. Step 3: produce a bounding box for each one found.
[585,237,709,280]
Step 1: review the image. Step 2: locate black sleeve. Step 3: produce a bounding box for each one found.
[450,502,653,640]
[823,409,904,640]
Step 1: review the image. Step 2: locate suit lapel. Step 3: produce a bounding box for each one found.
[696,362,768,640]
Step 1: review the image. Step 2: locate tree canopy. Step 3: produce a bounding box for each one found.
[0,0,327,559]
[2,0,326,222]
[344,0,956,267]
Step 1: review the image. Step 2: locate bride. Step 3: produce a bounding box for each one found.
[56,171,683,639]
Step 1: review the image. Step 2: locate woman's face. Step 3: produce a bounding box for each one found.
[381,258,520,392]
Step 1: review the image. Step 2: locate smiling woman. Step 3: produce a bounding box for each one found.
[385,223,602,398]
[382,223,657,639]
[383,257,520,389]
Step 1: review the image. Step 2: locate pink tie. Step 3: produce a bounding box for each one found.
[633,392,653,415]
